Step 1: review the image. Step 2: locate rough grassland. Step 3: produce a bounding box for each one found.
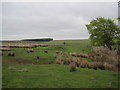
[3,64,118,88]
[2,39,119,88]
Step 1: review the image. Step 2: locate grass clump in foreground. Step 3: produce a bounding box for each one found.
[2,64,119,88]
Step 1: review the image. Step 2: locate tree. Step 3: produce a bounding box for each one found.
[118,17,120,21]
[86,17,119,50]
[116,17,120,51]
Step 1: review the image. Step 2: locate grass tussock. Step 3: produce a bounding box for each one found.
[69,62,76,72]
[55,56,65,64]
[0,48,10,51]
[79,60,89,68]
[1,43,64,48]
[55,56,83,66]
[88,46,120,71]
[8,52,15,56]
[70,53,89,58]
[55,56,117,71]
[26,49,34,53]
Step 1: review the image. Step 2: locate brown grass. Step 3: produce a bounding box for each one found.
[70,53,89,58]
[8,52,15,56]
[26,49,34,53]
[55,56,65,64]
[79,60,89,68]
[88,62,114,70]
[0,48,10,51]
[1,43,64,48]
[88,46,120,71]
[69,62,76,72]
[55,55,117,71]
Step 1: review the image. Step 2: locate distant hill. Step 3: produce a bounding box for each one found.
[21,38,53,42]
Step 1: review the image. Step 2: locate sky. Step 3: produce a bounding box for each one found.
[1,2,118,40]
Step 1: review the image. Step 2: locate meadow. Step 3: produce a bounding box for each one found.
[1,39,119,88]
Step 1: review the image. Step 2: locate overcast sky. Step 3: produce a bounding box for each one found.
[2,2,118,40]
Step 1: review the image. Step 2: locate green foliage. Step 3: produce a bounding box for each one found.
[117,16,120,21]
[86,17,119,50]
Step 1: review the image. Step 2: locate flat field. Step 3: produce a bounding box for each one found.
[1,39,119,88]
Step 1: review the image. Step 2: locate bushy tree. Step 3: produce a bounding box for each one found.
[86,17,119,50]
[118,17,120,21]
[116,17,120,51]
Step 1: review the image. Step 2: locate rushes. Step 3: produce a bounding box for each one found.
[69,62,76,72]
[88,46,120,71]
[55,56,115,71]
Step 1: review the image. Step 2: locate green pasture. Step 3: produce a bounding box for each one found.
[2,39,119,88]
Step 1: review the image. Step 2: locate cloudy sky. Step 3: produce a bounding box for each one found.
[2,2,118,40]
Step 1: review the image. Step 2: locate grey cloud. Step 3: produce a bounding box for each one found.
[2,2,118,40]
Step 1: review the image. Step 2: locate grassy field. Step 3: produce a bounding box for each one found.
[1,39,119,88]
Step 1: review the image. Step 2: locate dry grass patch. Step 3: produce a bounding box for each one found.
[70,53,89,58]
[69,62,76,72]
[0,48,10,51]
[79,60,89,68]
[55,56,65,64]
[8,52,15,56]
[88,46,120,71]
[26,49,34,53]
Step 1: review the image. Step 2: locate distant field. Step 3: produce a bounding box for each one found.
[1,39,90,44]
[1,39,119,88]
